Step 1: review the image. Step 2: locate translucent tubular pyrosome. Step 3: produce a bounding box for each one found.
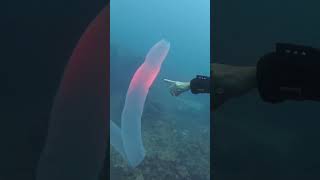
[36,7,109,180]
[111,39,170,167]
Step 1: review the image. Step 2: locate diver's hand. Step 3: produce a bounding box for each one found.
[163,79,190,96]
[212,63,257,110]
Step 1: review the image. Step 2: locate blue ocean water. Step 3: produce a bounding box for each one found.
[110,0,210,179]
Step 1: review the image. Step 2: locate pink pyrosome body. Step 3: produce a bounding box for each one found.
[128,64,159,93]
[36,6,109,180]
[111,39,170,167]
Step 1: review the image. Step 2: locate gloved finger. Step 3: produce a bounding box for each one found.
[170,88,178,96]
[163,79,176,84]
[169,84,175,89]
[170,89,175,96]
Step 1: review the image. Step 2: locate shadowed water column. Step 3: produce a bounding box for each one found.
[36,6,109,180]
[110,39,170,167]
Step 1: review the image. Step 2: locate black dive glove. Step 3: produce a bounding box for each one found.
[190,75,210,94]
[257,43,320,103]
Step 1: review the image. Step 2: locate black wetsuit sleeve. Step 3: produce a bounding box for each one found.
[190,75,210,94]
[256,43,320,103]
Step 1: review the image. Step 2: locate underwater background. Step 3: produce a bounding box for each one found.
[213,0,320,179]
[0,0,106,179]
[110,0,210,179]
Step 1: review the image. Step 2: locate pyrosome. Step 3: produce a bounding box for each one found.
[110,39,170,167]
[36,7,109,180]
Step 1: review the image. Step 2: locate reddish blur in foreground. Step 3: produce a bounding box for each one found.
[36,6,109,180]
